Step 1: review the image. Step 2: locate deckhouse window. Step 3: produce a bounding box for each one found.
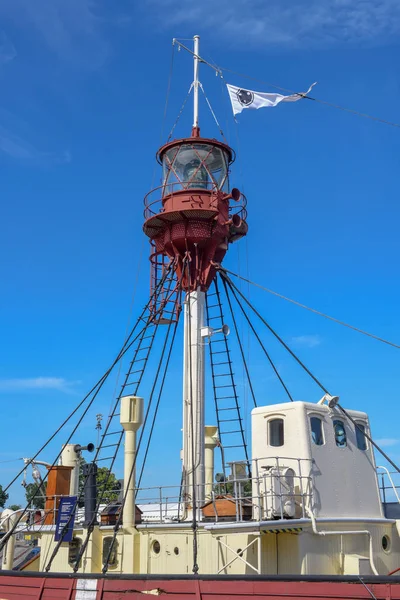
[355,423,367,451]
[333,420,347,448]
[269,418,284,447]
[310,417,324,446]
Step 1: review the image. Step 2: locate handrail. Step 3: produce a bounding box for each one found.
[377,466,400,503]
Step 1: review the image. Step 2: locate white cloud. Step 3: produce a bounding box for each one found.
[148,0,400,47]
[0,123,70,166]
[290,334,321,348]
[0,31,16,64]
[0,0,110,68]
[375,438,400,448]
[0,377,79,394]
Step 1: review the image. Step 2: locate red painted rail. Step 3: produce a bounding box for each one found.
[1,573,400,600]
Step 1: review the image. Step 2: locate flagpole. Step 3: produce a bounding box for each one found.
[193,35,200,134]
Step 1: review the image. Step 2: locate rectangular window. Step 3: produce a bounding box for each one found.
[355,423,367,450]
[333,420,347,448]
[269,418,284,447]
[310,416,324,445]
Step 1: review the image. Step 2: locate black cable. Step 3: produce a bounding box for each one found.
[220,269,329,396]
[42,264,175,571]
[102,267,186,572]
[220,274,257,409]
[70,266,177,573]
[136,295,183,489]
[221,273,294,402]
[220,268,400,478]
[337,404,400,476]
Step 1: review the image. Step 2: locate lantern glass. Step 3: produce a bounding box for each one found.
[162,143,230,195]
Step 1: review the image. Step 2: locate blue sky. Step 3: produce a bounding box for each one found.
[1,0,400,505]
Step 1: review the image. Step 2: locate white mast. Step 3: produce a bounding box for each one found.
[182,35,206,515]
[193,34,200,130]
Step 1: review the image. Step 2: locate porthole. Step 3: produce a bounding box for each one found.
[237,548,243,557]
[102,536,118,568]
[174,546,179,555]
[382,535,391,552]
[152,540,161,555]
[68,537,82,567]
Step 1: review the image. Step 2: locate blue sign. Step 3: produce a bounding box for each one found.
[54,496,77,542]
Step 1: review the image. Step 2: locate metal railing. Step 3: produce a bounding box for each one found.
[144,181,248,222]
[6,457,315,532]
[377,466,400,504]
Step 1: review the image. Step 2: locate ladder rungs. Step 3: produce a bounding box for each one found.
[214,384,236,389]
[104,431,121,437]
[215,396,236,400]
[213,373,233,378]
[101,443,119,449]
[220,430,243,435]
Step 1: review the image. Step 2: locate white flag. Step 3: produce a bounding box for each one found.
[226,82,317,116]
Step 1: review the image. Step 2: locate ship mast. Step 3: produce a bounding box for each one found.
[143,34,248,516]
[183,35,205,510]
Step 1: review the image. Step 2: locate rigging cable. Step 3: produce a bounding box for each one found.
[34,263,175,570]
[219,276,257,409]
[220,272,294,402]
[217,267,400,351]
[64,265,178,573]
[102,266,186,573]
[173,40,400,130]
[220,269,329,396]
[219,269,400,477]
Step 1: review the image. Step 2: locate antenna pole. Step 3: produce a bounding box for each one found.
[192,35,200,135]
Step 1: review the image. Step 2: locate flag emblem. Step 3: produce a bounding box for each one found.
[236,89,254,107]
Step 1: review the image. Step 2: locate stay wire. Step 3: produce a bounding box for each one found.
[0,305,158,555]
[102,266,186,573]
[219,275,257,409]
[136,292,183,489]
[70,265,177,574]
[174,40,400,130]
[219,270,400,475]
[220,269,329,396]
[221,273,294,402]
[43,264,175,572]
[168,85,193,141]
[218,267,400,351]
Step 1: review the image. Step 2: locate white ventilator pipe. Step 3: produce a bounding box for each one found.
[0,509,19,571]
[120,396,144,528]
[61,444,80,496]
[204,426,218,501]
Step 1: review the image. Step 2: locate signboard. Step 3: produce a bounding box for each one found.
[54,496,77,542]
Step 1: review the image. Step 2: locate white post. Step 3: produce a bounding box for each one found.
[120,396,144,528]
[61,444,80,497]
[1,510,17,571]
[182,288,206,513]
[193,35,200,129]
[204,426,218,501]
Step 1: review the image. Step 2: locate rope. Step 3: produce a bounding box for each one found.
[219,275,257,409]
[42,265,175,571]
[174,40,400,130]
[221,273,294,402]
[102,266,186,573]
[199,82,226,141]
[136,297,182,489]
[69,266,177,573]
[167,85,193,141]
[217,267,400,351]
[220,270,329,396]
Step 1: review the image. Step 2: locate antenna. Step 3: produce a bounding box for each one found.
[193,35,200,134]
[96,413,103,447]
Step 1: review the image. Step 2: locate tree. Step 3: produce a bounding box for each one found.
[0,484,9,508]
[25,483,47,509]
[8,504,21,512]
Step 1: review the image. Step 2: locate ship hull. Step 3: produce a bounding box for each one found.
[1,572,400,599]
